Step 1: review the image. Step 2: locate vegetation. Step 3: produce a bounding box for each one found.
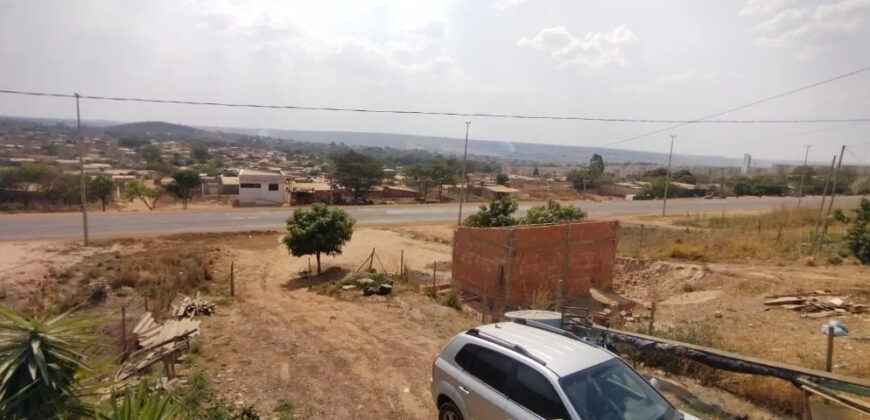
[521,200,587,224]
[89,174,116,212]
[567,154,611,192]
[0,308,99,419]
[104,385,179,420]
[190,143,209,163]
[165,170,201,209]
[463,196,518,227]
[140,144,162,165]
[283,204,355,274]
[846,198,870,264]
[404,160,458,201]
[329,149,384,199]
[495,173,508,185]
[635,177,690,199]
[124,180,159,211]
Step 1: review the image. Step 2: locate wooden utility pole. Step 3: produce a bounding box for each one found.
[75,93,89,246]
[457,121,471,225]
[797,145,811,207]
[817,146,846,252]
[662,135,676,216]
[812,155,837,252]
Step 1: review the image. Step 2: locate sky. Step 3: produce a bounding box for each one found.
[1,0,869,163]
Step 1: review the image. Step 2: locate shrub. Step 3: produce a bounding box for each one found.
[846,198,870,264]
[521,200,587,225]
[463,197,518,227]
[440,289,461,310]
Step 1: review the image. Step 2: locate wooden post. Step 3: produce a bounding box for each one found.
[826,327,835,372]
[369,248,375,272]
[308,257,311,273]
[400,250,404,279]
[121,305,127,355]
[803,390,813,420]
[639,224,645,249]
[230,261,235,297]
[432,261,437,297]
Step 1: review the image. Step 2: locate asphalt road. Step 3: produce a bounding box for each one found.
[0,196,861,241]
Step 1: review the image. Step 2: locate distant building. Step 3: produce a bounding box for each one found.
[238,169,285,206]
[741,153,752,175]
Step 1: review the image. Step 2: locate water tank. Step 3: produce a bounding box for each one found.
[504,310,563,329]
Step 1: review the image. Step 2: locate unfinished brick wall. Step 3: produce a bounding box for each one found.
[452,220,618,306]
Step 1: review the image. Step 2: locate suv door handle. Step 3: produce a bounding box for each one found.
[458,385,470,395]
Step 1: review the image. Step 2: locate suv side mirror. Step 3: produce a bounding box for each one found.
[649,378,660,390]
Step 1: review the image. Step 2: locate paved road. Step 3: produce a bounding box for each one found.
[0,196,861,241]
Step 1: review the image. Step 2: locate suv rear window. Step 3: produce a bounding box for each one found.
[454,344,513,395]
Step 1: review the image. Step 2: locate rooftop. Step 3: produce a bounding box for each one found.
[474,322,613,376]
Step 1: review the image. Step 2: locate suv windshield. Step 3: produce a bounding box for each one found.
[559,359,679,420]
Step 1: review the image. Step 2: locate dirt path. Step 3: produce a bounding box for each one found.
[197,229,476,419]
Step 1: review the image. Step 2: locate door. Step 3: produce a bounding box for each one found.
[454,344,514,419]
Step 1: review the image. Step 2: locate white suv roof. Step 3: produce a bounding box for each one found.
[475,322,614,376]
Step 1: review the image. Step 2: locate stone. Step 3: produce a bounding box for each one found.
[342,285,356,290]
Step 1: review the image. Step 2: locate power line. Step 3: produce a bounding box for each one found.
[599,64,870,148]
[1,88,870,125]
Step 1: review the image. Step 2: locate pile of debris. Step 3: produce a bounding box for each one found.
[340,276,393,296]
[116,312,199,381]
[764,290,869,319]
[172,292,216,318]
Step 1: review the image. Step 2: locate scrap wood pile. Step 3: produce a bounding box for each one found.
[172,292,216,318]
[764,290,869,318]
[115,312,200,381]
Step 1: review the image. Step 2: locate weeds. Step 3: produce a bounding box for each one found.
[530,286,551,310]
[440,289,461,309]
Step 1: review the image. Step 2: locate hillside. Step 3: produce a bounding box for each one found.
[105,121,208,140]
[218,127,746,166]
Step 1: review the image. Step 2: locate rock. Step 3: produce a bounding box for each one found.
[714,311,722,318]
[377,283,393,295]
[342,285,356,290]
[362,286,376,296]
[358,278,375,285]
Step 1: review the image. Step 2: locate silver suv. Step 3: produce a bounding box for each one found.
[431,321,699,420]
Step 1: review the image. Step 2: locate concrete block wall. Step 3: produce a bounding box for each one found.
[452,220,618,306]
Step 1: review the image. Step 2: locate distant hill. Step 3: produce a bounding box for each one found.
[105,121,208,140]
[216,127,746,166]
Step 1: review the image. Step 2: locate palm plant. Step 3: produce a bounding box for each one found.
[0,307,99,419]
[102,386,179,420]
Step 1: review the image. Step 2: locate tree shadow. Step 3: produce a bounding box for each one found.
[281,266,349,291]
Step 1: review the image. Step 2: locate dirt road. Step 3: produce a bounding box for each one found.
[198,229,476,418]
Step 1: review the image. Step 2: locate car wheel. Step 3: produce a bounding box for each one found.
[438,400,464,420]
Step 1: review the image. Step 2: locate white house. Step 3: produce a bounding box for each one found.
[238,169,285,206]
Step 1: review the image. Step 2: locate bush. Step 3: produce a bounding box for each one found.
[521,200,586,225]
[846,198,870,264]
[463,197,518,227]
[440,289,461,309]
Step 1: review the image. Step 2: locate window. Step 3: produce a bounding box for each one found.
[456,344,515,396]
[268,183,279,191]
[240,183,260,189]
[559,359,678,420]
[510,363,569,420]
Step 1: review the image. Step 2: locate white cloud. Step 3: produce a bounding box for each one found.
[518,26,637,69]
[739,0,791,17]
[747,0,870,59]
[494,0,526,11]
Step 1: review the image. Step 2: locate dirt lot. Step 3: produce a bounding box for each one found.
[2,216,868,418]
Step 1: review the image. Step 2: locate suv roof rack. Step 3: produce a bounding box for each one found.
[465,327,548,366]
[510,317,608,349]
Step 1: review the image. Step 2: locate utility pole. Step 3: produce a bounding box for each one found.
[457,121,471,225]
[817,145,846,252]
[662,135,675,216]
[76,93,89,246]
[797,144,811,207]
[812,155,836,252]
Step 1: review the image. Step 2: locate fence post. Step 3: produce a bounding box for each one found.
[826,327,835,372]
[400,250,404,279]
[369,248,375,272]
[230,261,235,297]
[121,305,127,355]
[432,261,437,297]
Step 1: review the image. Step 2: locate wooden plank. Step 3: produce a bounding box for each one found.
[765,297,807,306]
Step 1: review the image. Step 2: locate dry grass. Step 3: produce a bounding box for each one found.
[619,206,854,263]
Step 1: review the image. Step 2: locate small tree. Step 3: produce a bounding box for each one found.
[283,204,355,274]
[89,174,115,212]
[124,180,159,211]
[165,170,201,209]
[140,144,162,165]
[463,196,518,227]
[190,143,209,163]
[846,198,870,264]
[495,173,509,186]
[522,200,587,224]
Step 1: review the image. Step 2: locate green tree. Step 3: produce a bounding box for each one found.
[164,170,201,209]
[532,166,540,177]
[89,174,115,212]
[405,164,435,201]
[637,177,687,199]
[643,167,669,178]
[566,169,590,192]
[846,198,870,264]
[330,150,384,199]
[430,162,457,200]
[0,308,99,419]
[190,143,209,163]
[140,144,162,165]
[522,200,587,224]
[671,169,696,184]
[495,173,509,185]
[589,154,605,179]
[283,204,355,274]
[40,143,60,155]
[852,176,870,195]
[124,180,159,211]
[463,196,518,227]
